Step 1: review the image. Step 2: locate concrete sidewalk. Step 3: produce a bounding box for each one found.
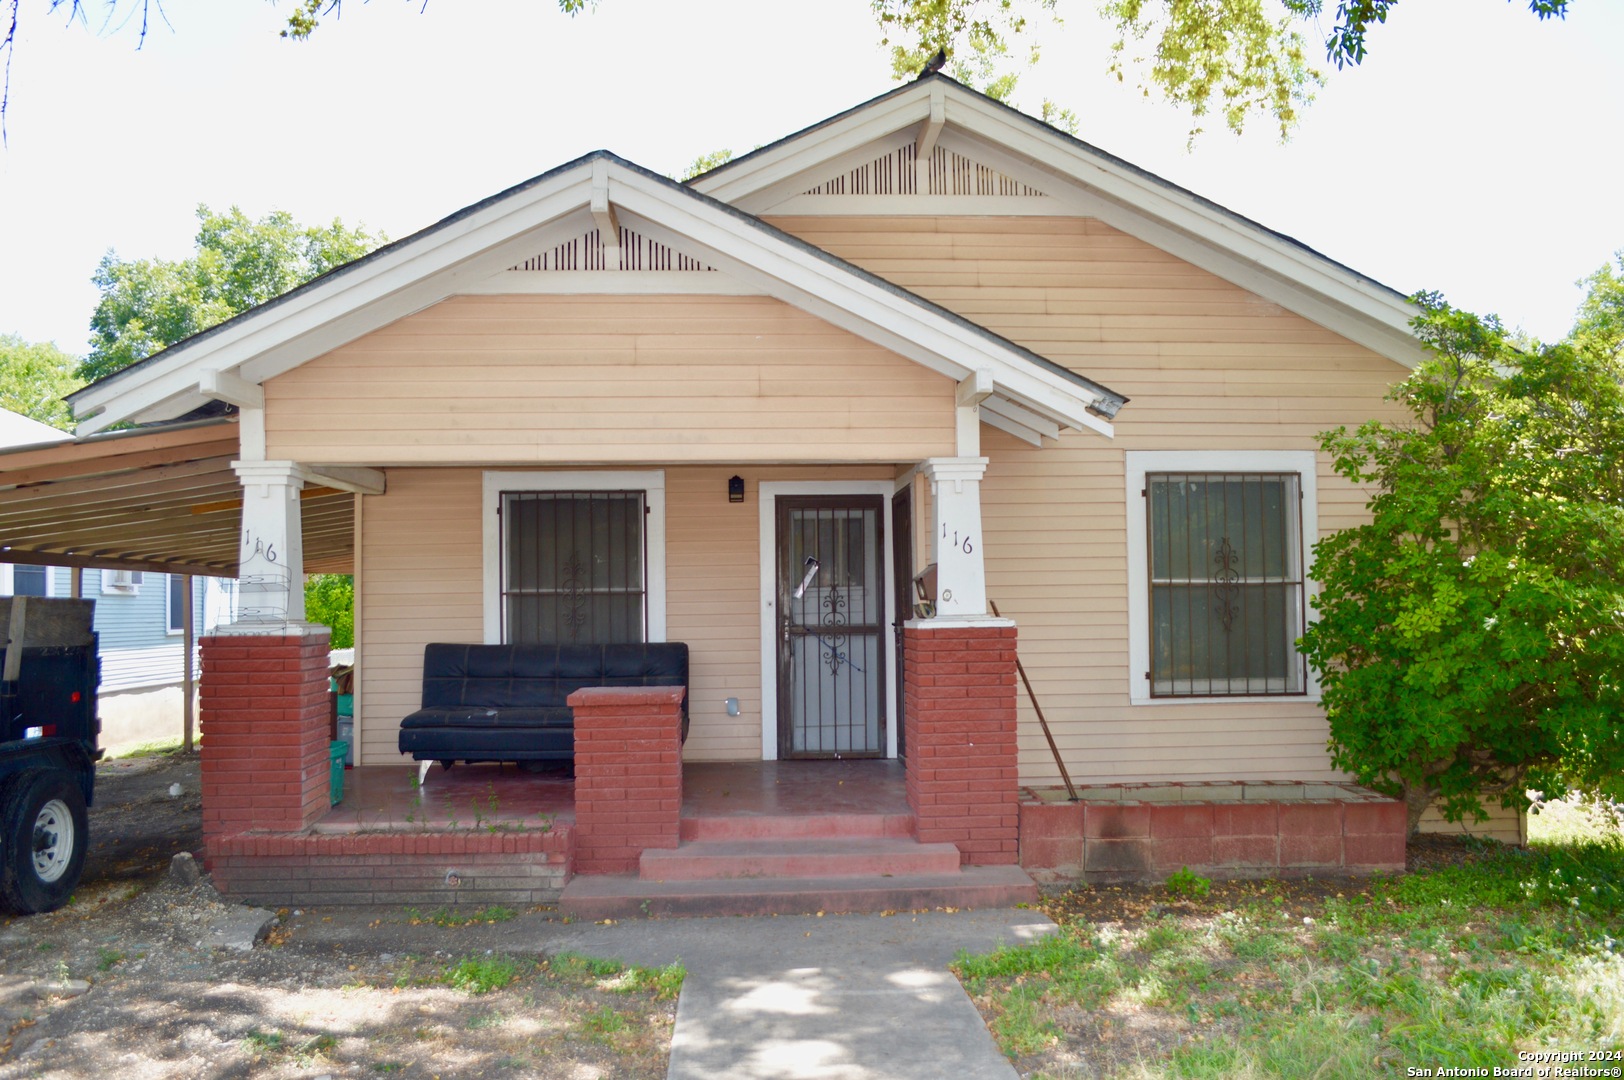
[547,907,1057,1080]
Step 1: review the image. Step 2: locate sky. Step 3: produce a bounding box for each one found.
[1,0,1620,356]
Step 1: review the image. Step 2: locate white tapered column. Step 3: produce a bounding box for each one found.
[920,456,991,620]
[225,460,310,632]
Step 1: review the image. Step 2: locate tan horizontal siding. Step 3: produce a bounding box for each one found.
[355,464,897,765]
[356,468,483,766]
[768,215,1411,786]
[1418,802,1526,845]
[264,295,955,465]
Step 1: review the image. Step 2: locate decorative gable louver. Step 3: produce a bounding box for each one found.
[511,227,717,272]
[802,143,1045,197]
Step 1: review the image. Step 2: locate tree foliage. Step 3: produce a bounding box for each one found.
[1299,288,1624,834]
[870,0,1568,138]
[303,573,354,649]
[681,148,735,181]
[0,333,83,429]
[83,204,383,383]
[1571,249,1624,358]
[2,1,1573,142]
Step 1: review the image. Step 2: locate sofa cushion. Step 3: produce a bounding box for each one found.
[400,706,574,730]
[399,642,689,765]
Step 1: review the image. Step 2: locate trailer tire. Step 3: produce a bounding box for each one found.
[0,770,88,915]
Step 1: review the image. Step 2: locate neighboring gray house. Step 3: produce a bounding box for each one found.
[0,564,235,751]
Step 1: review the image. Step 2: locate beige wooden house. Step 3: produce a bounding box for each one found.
[43,78,1514,907]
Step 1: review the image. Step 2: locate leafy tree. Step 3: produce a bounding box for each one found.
[0,333,84,430]
[2,1,1570,142]
[83,204,384,382]
[681,149,735,182]
[303,573,354,648]
[1571,249,1624,358]
[1300,291,1624,835]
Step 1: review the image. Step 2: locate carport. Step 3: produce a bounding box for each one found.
[0,415,355,750]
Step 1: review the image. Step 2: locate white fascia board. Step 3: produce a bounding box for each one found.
[73,172,600,431]
[979,405,1043,446]
[607,170,1116,437]
[981,395,1065,443]
[692,89,932,206]
[939,106,1425,366]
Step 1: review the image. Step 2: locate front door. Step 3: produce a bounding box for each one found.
[776,496,886,758]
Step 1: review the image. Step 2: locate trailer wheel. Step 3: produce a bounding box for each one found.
[0,770,88,915]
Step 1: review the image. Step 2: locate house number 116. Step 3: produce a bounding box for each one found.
[942,524,974,554]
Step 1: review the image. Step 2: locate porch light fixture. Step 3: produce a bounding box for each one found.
[727,475,744,503]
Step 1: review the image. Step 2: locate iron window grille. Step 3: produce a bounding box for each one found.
[500,490,647,645]
[1146,472,1306,697]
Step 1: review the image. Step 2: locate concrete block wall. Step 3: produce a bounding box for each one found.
[1019,796,1407,883]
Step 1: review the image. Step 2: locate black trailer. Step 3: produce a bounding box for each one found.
[0,597,100,914]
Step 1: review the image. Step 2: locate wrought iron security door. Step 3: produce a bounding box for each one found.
[776,496,886,758]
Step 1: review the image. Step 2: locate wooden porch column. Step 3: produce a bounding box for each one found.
[570,686,685,875]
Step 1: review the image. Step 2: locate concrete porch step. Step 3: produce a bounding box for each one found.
[679,811,916,842]
[559,864,1040,919]
[640,838,962,881]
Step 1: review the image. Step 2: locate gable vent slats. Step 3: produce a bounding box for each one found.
[802,143,1043,197]
[511,227,716,272]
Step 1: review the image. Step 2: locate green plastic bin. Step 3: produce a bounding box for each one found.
[329,740,349,805]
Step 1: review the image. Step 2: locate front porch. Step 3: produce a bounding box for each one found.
[206,758,1038,911]
[204,752,1407,912]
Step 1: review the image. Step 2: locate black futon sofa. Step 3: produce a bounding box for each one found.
[398,642,688,782]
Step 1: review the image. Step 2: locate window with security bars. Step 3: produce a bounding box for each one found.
[1146,472,1306,697]
[501,491,646,645]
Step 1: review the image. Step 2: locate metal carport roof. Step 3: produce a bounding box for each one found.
[0,418,354,577]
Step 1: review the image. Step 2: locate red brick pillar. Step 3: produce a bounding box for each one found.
[570,686,685,875]
[903,622,1019,865]
[199,630,332,853]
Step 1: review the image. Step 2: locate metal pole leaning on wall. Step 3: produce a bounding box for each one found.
[989,600,1078,802]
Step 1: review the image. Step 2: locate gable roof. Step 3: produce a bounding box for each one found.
[68,151,1127,447]
[691,76,1426,370]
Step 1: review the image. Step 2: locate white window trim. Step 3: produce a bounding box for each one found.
[1125,450,1321,706]
[101,569,142,595]
[481,470,666,646]
[0,565,55,597]
[757,480,898,762]
[165,574,187,636]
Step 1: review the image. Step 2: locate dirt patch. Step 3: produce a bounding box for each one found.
[0,753,676,1079]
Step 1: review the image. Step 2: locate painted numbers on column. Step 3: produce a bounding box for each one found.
[242,530,277,563]
[942,523,974,554]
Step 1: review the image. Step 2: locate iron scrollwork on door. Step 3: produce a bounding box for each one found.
[819,583,849,675]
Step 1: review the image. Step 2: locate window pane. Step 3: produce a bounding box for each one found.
[1147,473,1303,696]
[503,491,645,645]
[11,566,47,597]
[168,574,186,632]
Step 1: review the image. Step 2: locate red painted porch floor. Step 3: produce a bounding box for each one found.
[316,758,912,834]
[316,760,1037,916]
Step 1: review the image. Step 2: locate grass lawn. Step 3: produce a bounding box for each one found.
[956,796,1624,1078]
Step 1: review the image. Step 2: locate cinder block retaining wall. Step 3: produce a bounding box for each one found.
[208,828,574,907]
[1018,782,1407,883]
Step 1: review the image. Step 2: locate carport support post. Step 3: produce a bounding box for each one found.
[199,461,332,865]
